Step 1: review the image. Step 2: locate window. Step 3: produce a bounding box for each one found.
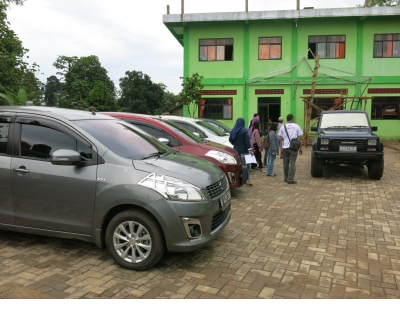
[371,97,400,120]
[128,122,180,147]
[259,37,282,60]
[308,35,345,59]
[0,122,10,154]
[199,39,233,61]
[373,34,400,58]
[172,121,207,139]
[311,98,343,119]
[198,98,233,120]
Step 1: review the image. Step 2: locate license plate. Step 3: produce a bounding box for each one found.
[220,191,231,211]
[339,145,357,152]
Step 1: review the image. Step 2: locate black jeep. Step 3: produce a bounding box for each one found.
[310,110,384,180]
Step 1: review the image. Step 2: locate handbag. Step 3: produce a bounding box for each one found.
[284,125,301,151]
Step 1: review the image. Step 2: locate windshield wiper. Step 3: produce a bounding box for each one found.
[323,126,347,130]
[142,151,166,160]
[347,125,368,129]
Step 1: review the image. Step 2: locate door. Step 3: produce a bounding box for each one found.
[11,119,97,235]
[0,116,14,224]
[258,97,281,133]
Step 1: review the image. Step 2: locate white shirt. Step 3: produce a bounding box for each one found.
[278,122,304,149]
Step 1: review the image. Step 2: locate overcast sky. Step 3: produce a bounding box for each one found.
[6,0,363,94]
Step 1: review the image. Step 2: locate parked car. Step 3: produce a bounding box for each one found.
[0,106,231,270]
[199,118,231,134]
[161,115,233,147]
[103,112,247,189]
[311,110,384,179]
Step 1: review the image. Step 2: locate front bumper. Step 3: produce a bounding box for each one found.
[147,188,231,252]
[313,151,384,161]
[220,163,247,188]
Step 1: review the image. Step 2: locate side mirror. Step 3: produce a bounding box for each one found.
[158,137,170,144]
[51,149,82,166]
[311,126,318,132]
[371,126,378,132]
[193,132,200,137]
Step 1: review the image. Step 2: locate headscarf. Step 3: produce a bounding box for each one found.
[230,118,247,142]
[248,116,260,137]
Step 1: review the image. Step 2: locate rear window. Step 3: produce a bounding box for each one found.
[196,121,226,136]
[74,119,172,160]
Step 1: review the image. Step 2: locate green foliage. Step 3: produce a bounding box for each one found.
[53,55,116,110]
[44,75,63,106]
[118,70,164,115]
[0,87,27,105]
[178,73,204,117]
[362,0,400,6]
[87,81,118,111]
[0,0,26,6]
[0,2,41,105]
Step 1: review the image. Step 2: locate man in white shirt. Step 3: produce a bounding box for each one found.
[278,114,303,184]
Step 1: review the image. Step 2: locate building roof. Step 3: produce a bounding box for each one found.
[163,6,400,45]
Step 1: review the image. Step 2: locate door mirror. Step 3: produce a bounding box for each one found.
[311,126,318,132]
[193,132,200,137]
[51,149,82,166]
[158,137,170,144]
[371,126,378,132]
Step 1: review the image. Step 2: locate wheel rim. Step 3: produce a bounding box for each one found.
[113,221,152,263]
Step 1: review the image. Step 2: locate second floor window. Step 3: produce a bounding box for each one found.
[373,34,400,58]
[259,37,282,60]
[308,35,345,59]
[199,39,233,61]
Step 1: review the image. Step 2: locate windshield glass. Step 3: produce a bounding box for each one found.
[162,119,203,143]
[320,113,369,129]
[196,121,226,137]
[203,120,231,134]
[74,119,172,160]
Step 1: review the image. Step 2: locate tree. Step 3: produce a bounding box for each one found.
[87,81,118,111]
[0,2,41,105]
[118,70,165,115]
[178,73,204,117]
[44,75,63,106]
[157,83,179,115]
[362,0,399,6]
[55,55,116,110]
[0,0,26,6]
[0,87,27,105]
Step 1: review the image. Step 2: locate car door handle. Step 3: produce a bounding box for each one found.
[13,167,30,174]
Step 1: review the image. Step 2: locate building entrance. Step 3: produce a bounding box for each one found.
[258,97,281,133]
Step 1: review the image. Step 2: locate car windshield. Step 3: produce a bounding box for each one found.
[162,119,203,143]
[74,119,173,160]
[196,121,226,137]
[203,120,231,134]
[320,113,369,130]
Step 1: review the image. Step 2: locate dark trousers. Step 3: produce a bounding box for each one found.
[252,144,263,169]
[282,148,298,182]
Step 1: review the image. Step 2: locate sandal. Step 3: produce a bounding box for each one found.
[267,174,277,177]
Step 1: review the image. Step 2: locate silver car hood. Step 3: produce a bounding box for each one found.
[133,152,224,189]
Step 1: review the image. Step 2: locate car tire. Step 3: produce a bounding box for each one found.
[105,209,165,271]
[368,158,384,180]
[311,153,323,177]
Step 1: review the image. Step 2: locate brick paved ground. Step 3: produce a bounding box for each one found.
[0,144,400,299]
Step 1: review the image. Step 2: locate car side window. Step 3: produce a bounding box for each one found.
[0,122,10,155]
[174,122,207,138]
[132,123,180,147]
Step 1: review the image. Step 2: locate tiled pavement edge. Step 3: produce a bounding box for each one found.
[0,146,400,299]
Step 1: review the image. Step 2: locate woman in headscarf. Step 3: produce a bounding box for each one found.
[248,115,260,138]
[250,120,263,171]
[229,118,254,186]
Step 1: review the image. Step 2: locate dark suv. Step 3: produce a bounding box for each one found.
[311,110,384,179]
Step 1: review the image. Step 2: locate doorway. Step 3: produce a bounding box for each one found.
[258,97,281,133]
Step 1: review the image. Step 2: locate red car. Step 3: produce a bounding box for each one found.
[103,112,247,189]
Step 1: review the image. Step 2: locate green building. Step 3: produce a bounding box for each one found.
[163,6,400,139]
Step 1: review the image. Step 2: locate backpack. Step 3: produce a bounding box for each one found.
[262,132,270,150]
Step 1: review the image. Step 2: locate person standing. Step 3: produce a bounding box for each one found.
[277,117,284,159]
[266,122,279,177]
[229,118,254,186]
[250,120,263,172]
[248,114,260,138]
[278,114,303,184]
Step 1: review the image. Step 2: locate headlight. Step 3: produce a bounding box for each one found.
[320,139,329,145]
[139,173,206,201]
[368,140,377,146]
[205,150,237,164]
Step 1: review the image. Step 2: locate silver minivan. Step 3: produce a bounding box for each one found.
[0,107,231,270]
